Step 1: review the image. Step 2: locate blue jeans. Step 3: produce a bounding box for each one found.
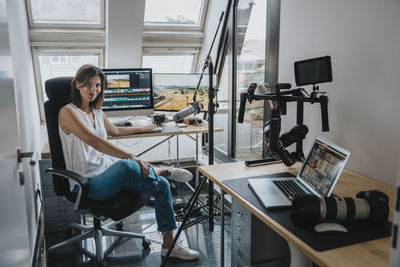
[86,159,177,232]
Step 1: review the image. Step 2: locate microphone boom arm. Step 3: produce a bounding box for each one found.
[193,11,225,103]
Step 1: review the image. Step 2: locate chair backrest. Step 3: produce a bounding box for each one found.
[44,77,73,197]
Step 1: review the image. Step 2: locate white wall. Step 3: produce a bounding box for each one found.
[390,160,400,266]
[107,0,145,68]
[6,0,42,260]
[279,0,400,186]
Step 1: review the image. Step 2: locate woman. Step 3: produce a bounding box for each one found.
[58,64,199,260]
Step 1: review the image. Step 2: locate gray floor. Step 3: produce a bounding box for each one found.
[43,183,232,267]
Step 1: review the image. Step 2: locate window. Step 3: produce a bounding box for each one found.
[235,0,266,160]
[142,55,195,73]
[27,0,106,122]
[33,48,103,121]
[26,0,104,28]
[144,0,207,29]
[142,0,209,72]
[142,48,198,73]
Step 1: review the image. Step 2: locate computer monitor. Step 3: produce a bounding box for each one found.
[101,68,154,117]
[153,73,217,112]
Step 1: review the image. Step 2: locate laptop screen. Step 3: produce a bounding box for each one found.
[298,138,349,196]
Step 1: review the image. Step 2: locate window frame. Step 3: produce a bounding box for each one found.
[32,47,104,122]
[143,0,209,31]
[25,0,105,29]
[142,47,200,73]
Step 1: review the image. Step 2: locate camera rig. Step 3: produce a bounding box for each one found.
[238,82,330,166]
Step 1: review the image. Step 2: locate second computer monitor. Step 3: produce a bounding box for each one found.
[102,68,154,117]
[153,73,217,112]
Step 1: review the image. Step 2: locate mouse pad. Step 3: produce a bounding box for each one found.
[223,173,392,251]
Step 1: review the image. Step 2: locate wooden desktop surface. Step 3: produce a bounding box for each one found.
[41,121,223,158]
[108,121,223,140]
[199,161,395,267]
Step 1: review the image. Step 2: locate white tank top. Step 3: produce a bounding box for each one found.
[59,103,118,191]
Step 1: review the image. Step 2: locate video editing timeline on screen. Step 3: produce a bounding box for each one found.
[102,69,153,111]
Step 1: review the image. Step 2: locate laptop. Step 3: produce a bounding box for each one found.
[248,137,350,209]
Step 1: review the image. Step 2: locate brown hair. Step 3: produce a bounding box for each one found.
[70,64,106,109]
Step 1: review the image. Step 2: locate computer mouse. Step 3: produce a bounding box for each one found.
[314,223,348,233]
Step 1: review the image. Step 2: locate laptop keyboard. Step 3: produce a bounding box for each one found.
[273,180,307,201]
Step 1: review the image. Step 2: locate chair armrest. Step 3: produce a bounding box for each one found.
[45,168,87,212]
[45,168,86,186]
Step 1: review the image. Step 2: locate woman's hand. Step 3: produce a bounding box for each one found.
[141,124,161,133]
[131,155,151,177]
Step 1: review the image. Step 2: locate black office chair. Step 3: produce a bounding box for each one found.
[43,77,151,266]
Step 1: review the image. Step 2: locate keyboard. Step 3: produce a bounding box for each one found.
[113,121,132,127]
[273,180,308,201]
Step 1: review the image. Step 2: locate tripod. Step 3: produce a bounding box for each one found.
[161,12,223,267]
[160,56,217,267]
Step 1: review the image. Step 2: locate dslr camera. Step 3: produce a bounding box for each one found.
[290,190,389,227]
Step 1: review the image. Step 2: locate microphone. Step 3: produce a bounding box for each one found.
[173,102,203,122]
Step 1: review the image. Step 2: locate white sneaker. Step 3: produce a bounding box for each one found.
[166,167,193,183]
[161,241,199,260]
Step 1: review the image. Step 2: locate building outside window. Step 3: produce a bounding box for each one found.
[144,0,207,29]
[26,0,104,28]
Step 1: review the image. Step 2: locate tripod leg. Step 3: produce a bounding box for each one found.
[221,190,225,267]
[209,181,214,231]
[161,175,208,267]
[180,173,208,215]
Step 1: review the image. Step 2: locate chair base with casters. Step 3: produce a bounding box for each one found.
[47,217,151,265]
[45,168,152,266]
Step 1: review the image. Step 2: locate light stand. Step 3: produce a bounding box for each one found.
[161,12,223,267]
[207,57,215,231]
[160,56,217,267]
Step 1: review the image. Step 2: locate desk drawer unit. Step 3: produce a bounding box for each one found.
[39,159,80,233]
[232,199,290,266]
[233,200,251,227]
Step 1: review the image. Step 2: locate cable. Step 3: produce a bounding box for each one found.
[114,116,136,122]
[168,138,173,165]
[116,138,142,147]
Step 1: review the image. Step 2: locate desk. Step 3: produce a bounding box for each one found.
[42,121,223,186]
[199,161,395,267]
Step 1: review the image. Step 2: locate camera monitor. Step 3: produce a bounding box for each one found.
[294,56,332,86]
[153,73,217,112]
[101,68,154,117]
